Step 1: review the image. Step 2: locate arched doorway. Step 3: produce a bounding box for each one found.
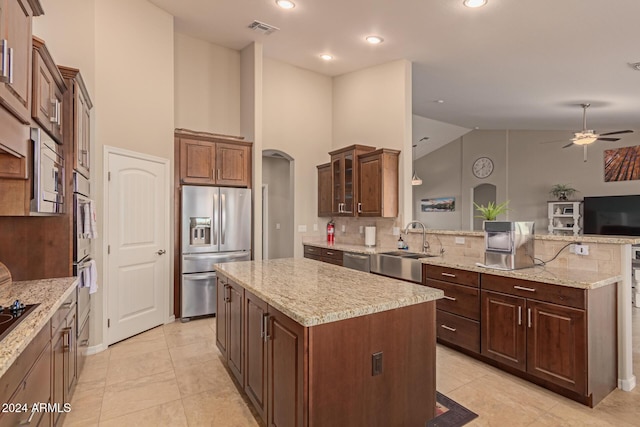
[472,183,497,230]
[262,150,294,259]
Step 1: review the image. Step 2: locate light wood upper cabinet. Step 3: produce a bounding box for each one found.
[357,148,399,217]
[176,129,252,188]
[329,144,375,216]
[59,66,92,179]
[31,36,66,144]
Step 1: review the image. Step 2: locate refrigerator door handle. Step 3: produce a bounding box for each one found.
[221,193,226,245]
[183,272,217,280]
[213,192,219,245]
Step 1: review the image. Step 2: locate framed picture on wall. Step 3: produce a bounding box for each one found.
[421,197,455,212]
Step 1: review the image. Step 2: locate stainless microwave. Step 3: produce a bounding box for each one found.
[31,127,65,214]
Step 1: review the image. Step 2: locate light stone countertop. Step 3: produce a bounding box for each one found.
[302,240,392,254]
[403,229,640,244]
[0,277,78,378]
[419,255,621,290]
[214,258,443,327]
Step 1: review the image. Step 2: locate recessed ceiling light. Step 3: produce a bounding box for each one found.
[320,54,333,61]
[276,0,295,9]
[463,0,487,8]
[435,99,445,104]
[365,35,384,45]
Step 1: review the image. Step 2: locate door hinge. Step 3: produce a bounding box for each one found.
[107,245,111,254]
[108,171,111,181]
[107,319,110,328]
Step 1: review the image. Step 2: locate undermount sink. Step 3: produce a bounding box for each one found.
[371,251,439,283]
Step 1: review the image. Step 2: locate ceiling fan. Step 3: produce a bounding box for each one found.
[545,103,634,161]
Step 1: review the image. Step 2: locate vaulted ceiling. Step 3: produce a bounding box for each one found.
[149,0,640,132]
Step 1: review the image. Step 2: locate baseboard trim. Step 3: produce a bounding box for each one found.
[618,375,637,391]
[165,314,176,324]
[86,343,108,355]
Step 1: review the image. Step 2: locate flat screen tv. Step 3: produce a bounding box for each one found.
[583,195,640,236]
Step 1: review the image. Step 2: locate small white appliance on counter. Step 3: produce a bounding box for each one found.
[181,186,251,320]
[365,226,376,247]
[484,221,535,270]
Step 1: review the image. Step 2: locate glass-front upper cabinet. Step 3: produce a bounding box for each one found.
[329,145,375,216]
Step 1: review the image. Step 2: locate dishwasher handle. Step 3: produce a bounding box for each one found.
[344,253,370,260]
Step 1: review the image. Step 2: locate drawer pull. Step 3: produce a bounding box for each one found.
[514,285,536,292]
[19,410,36,425]
[442,295,457,301]
[326,251,334,256]
[307,248,316,252]
[441,272,456,278]
[61,302,73,309]
[440,325,457,332]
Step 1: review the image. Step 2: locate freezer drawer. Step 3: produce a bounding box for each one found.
[182,272,217,318]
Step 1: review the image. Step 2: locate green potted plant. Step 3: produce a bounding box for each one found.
[549,184,578,201]
[474,200,510,221]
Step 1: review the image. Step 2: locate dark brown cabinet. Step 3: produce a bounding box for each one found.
[316,162,331,217]
[357,149,399,217]
[59,66,92,179]
[216,275,244,385]
[176,130,252,187]
[51,292,76,426]
[424,265,480,353]
[0,0,41,128]
[329,144,375,216]
[242,290,304,426]
[31,36,66,144]
[303,245,343,266]
[480,274,615,406]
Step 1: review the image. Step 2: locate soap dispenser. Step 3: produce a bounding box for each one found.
[397,236,405,249]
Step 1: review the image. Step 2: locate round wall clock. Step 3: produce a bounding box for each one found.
[472,157,494,179]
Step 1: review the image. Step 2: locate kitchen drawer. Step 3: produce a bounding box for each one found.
[322,248,343,261]
[322,257,343,266]
[426,279,480,320]
[304,245,322,257]
[0,321,50,405]
[481,274,585,309]
[436,310,480,354]
[425,265,479,288]
[51,292,77,333]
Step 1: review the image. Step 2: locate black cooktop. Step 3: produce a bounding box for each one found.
[0,302,39,342]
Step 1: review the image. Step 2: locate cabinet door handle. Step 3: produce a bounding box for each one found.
[7,47,13,84]
[216,169,221,180]
[19,410,36,425]
[57,100,61,126]
[518,306,522,326]
[224,285,230,302]
[0,39,7,82]
[440,324,457,332]
[527,308,532,328]
[50,99,58,123]
[514,285,536,293]
[442,295,456,301]
[263,314,271,342]
[260,312,265,339]
[357,202,362,213]
[441,272,456,278]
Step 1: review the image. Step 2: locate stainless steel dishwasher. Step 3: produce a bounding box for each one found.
[343,252,371,272]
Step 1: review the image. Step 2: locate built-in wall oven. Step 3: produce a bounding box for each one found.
[73,172,92,265]
[31,127,65,214]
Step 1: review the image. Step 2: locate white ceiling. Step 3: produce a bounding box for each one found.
[149,0,640,132]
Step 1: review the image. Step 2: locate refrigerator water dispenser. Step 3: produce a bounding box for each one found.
[190,218,211,245]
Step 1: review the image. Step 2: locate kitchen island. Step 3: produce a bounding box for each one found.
[214,258,443,427]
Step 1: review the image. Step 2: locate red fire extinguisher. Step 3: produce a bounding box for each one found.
[327,219,335,245]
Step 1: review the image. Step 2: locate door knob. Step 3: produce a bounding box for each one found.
[157,249,166,255]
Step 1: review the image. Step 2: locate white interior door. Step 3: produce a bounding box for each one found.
[106,148,169,345]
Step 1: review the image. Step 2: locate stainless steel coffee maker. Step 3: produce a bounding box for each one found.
[484,221,535,270]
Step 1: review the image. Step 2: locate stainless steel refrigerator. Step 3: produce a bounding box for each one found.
[181,186,251,319]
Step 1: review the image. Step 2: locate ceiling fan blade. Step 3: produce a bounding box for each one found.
[597,137,620,142]
[599,130,634,136]
[562,142,574,149]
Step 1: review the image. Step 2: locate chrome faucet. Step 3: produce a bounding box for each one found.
[404,221,429,253]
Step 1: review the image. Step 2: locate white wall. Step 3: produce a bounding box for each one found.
[332,60,412,224]
[415,129,640,232]
[34,0,175,346]
[174,33,241,135]
[262,58,333,258]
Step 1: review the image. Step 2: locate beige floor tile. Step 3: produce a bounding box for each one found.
[174,358,237,398]
[100,370,181,421]
[108,336,168,361]
[63,386,104,427]
[76,359,109,384]
[169,338,221,370]
[114,325,165,345]
[164,323,216,349]
[98,399,188,427]
[182,389,260,427]
[106,348,174,386]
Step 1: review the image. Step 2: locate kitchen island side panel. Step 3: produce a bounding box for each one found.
[308,301,436,426]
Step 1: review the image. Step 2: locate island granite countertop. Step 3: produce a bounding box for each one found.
[215,258,443,327]
[0,277,78,378]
